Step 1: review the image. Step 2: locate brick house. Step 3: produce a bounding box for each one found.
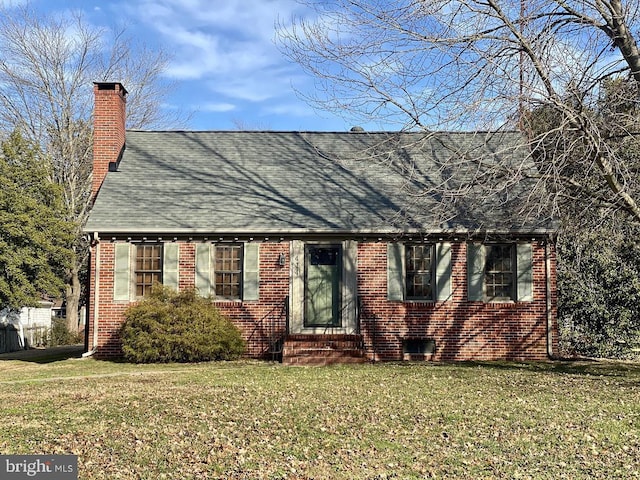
[84,82,557,364]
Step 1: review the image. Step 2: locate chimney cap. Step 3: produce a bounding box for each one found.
[93,82,128,96]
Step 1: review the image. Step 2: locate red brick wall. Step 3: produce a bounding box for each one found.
[91,83,126,200]
[87,239,557,361]
[357,241,556,361]
[87,241,291,359]
[211,243,290,358]
[87,242,129,357]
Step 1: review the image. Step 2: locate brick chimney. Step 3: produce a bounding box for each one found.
[92,82,127,201]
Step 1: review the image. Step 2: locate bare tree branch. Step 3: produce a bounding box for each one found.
[278,0,640,227]
[0,2,189,331]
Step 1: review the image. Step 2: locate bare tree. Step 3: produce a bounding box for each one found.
[0,3,186,332]
[278,0,640,226]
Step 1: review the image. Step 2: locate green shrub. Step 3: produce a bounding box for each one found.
[50,318,83,346]
[120,285,245,363]
[558,226,640,360]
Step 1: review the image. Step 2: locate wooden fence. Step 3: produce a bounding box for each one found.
[0,324,49,353]
[0,324,21,353]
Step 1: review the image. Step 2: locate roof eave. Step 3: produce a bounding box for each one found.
[84,226,557,239]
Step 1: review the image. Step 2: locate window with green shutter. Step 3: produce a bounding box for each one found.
[113,242,180,300]
[194,243,260,301]
[467,242,534,302]
[387,242,452,302]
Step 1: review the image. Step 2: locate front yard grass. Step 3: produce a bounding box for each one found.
[1,358,639,479]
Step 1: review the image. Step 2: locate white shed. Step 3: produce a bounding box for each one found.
[0,301,53,352]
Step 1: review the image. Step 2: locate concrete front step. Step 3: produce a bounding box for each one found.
[282,334,366,366]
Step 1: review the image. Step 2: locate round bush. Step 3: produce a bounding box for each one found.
[120,285,245,363]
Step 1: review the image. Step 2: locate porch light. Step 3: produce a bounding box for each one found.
[278,253,286,266]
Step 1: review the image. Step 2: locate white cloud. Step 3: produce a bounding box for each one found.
[199,102,236,113]
[106,0,321,124]
[0,0,28,8]
[262,102,317,118]
[118,0,307,82]
[152,0,304,41]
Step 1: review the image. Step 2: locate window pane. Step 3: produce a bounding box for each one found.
[214,245,242,299]
[406,244,434,299]
[485,245,514,300]
[135,244,162,297]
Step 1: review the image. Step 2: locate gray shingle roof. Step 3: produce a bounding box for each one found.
[85,130,555,236]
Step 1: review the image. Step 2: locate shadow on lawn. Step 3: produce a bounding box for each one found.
[0,345,84,364]
[432,357,640,379]
[1,345,638,382]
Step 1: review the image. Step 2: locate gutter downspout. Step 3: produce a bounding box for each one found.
[545,239,553,359]
[82,233,100,358]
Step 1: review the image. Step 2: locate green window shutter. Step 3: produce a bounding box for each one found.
[163,243,179,291]
[516,243,534,302]
[467,243,485,301]
[387,243,404,301]
[435,242,452,301]
[114,243,131,301]
[195,244,212,297]
[289,240,305,332]
[243,243,260,301]
[342,240,358,331]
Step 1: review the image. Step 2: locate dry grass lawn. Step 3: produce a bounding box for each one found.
[0,356,639,479]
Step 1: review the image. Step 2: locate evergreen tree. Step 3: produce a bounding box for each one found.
[0,130,74,310]
[0,3,182,331]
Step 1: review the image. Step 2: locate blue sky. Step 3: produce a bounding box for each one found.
[24,0,360,132]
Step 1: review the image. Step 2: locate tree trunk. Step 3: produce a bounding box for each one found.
[65,264,82,333]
